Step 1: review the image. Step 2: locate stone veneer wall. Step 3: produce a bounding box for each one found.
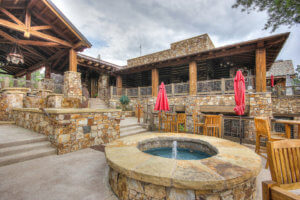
[109,93,277,141]
[272,97,300,115]
[12,108,121,154]
[0,88,28,121]
[98,74,109,102]
[109,168,256,200]
[127,34,215,68]
[64,71,82,98]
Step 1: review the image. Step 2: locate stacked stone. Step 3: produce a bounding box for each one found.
[63,71,82,98]
[98,74,109,101]
[272,97,300,115]
[109,168,256,200]
[12,108,121,154]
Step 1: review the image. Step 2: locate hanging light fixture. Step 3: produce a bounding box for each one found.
[6,43,24,65]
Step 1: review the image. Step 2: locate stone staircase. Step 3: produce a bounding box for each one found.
[120,117,148,137]
[89,98,108,109]
[0,125,56,167]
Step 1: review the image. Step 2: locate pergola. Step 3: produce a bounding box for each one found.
[0,0,92,79]
[114,32,289,96]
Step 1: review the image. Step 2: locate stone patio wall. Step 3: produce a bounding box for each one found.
[109,168,256,200]
[272,96,300,115]
[12,108,121,154]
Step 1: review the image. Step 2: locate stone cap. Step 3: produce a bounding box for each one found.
[13,108,122,114]
[1,87,30,94]
[105,132,261,191]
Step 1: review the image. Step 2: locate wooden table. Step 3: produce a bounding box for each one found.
[273,119,300,139]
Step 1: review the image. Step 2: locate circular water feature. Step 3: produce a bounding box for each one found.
[105,133,261,200]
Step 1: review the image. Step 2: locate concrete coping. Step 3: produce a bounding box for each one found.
[105,132,262,191]
[13,108,122,114]
[1,87,30,93]
[47,93,63,97]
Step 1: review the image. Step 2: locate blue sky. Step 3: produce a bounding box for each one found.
[52,0,299,68]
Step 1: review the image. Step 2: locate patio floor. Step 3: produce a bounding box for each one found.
[0,137,270,200]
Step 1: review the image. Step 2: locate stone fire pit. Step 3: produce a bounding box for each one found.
[105,132,261,200]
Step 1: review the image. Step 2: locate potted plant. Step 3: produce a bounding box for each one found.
[119,95,130,111]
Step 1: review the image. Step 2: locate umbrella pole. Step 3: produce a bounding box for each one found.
[239,116,242,144]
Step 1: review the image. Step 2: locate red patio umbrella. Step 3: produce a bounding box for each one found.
[271,74,274,87]
[155,82,170,131]
[154,82,170,112]
[234,71,245,144]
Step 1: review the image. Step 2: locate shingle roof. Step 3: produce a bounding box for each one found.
[266,60,295,77]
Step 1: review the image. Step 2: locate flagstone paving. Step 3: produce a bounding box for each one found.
[0,142,271,200]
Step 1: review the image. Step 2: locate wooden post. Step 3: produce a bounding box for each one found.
[116,75,122,96]
[152,68,159,97]
[189,61,197,95]
[26,72,31,81]
[221,78,225,94]
[45,65,51,79]
[69,48,77,72]
[256,48,266,92]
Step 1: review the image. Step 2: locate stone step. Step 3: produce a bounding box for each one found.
[120,128,148,138]
[0,121,15,125]
[0,141,51,157]
[0,136,48,149]
[120,124,145,132]
[0,147,56,167]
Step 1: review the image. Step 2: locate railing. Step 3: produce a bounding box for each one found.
[197,76,255,94]
[269,85,300,98]
[140,86,152,96]
[0,77,63,94]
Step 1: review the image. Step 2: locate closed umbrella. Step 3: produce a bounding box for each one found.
[154,82,170,131]
[234,71,245,144]
[271,74,274,87]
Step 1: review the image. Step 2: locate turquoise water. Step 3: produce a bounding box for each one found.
[143,147,211,160]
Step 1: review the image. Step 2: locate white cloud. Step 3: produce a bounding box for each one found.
[52,0,300,67]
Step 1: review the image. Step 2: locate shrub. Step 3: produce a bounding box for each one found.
[119,95,130,111]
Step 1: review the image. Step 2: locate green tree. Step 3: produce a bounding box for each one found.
[119,95,130,111]
[232,0,300,32]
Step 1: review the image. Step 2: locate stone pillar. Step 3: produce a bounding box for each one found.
[255,48,266,92]
[189,61,197,95]
[63,71,82,98]
[98,74,109,100]
[152,68,159,97]
[116,75,122,96]
[2,77,10,88]
[246,92,273,140]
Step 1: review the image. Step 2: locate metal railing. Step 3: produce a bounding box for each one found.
[0,77,63,94]
[269,85,300,98]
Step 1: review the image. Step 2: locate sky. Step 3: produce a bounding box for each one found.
[52,0,299,68]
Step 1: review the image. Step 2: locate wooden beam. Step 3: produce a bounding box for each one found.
[0,19,73,47]
[0,7,24,25]
[256,48,266,92]
[27,0,37,9]
[31,25,52,31]
[69,48,77,72]
[45,64,51,78]
[16,49,66,77]
[189,61,197,95]
[26,72,31,80]
[152,68,159,97]
[116,75,122,96]
[52,51,67,69]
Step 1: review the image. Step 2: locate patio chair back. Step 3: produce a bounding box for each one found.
[267,139,300,185]
[254,118,272,140]
[204,115,222,137]
[177,113,186,124]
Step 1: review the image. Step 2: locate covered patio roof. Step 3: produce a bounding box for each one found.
[116,32,290,75]
[0,0,91,77]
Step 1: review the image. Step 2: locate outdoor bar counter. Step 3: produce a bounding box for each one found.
[12,108,122,154]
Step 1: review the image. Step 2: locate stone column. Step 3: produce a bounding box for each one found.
[116,75,122,96]
[152,68,159,97]
[189,61,197,96]
[255,48,266,92]
[98,74,109,100]
[63,71,82,98]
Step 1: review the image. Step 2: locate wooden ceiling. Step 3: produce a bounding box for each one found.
[0,0,91,77]
[116,32,290,75]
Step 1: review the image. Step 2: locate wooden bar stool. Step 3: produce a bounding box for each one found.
[203,115,222,138]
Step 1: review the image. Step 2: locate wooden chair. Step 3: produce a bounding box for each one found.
[162,114,172,132]
[203,115,222,138]
[262,139,300,200]
[172,113,186,133]
[254,117,289,168]
[193,112,205,134]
